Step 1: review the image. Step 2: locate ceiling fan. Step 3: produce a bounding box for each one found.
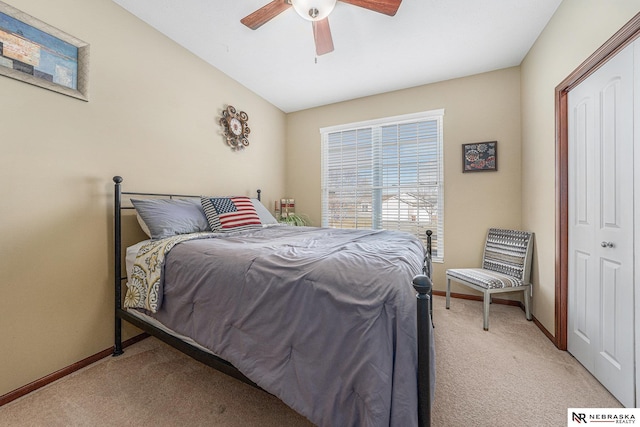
[241,0,402,56]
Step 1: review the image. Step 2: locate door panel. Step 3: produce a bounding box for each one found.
[575,101,591,225]
[568,90,597,371]
[600,79,621,228]
[572,251,592,349]
[600,258,621,367]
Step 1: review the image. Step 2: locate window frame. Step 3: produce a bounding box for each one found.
[320,109,445,262]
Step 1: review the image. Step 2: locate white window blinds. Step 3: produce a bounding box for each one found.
[321,109,444,261]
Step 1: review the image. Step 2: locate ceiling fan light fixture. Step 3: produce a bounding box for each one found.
[291,0,337,21]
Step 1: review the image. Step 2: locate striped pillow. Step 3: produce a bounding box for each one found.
[201,196,262,232]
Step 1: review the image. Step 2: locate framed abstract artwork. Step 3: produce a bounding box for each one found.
[462,141,497,172]
[0,1,89,101]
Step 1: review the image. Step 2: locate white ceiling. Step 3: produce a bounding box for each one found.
[111,0,562,113]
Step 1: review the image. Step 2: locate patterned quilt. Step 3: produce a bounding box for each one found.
[124,232,214,312]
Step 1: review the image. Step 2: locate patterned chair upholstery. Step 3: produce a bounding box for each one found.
[446,228,534,330]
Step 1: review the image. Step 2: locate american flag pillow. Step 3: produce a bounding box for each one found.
[201,196,262,232]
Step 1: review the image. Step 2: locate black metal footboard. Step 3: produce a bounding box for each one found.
[413,272,433,427]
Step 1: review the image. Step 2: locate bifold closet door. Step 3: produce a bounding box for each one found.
[567,39,635,408]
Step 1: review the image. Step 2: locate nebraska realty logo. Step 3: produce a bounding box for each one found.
[568,408,638,424]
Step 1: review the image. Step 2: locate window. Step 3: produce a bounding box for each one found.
[320,109,444,262]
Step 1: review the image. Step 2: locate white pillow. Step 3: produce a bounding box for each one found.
[136,213,152,237]
[251,198,279,225]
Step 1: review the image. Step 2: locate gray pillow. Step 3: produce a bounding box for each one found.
[131,198,210,239]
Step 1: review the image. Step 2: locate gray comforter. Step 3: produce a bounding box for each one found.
[146,225,432,426]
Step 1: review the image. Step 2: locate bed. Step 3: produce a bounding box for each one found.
[112,176,434,427]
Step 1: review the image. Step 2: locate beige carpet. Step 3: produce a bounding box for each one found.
[0,339,312,427]
[432,295,621,426]
[0,296,621,426]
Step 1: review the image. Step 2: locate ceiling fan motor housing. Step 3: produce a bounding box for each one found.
[291,0,337,21]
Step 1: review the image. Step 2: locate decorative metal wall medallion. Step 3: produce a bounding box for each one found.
[220,105,250,150]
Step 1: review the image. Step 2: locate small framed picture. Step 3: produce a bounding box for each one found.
[462,141,497,173]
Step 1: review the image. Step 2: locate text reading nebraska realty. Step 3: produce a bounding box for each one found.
[569,408,639,425]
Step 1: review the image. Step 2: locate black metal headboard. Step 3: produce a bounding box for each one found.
[112,175,261,354]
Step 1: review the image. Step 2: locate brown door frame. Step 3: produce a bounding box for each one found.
[555,13,640,350]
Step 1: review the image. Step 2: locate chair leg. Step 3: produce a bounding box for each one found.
[523,287,532,321]
[446,277,451,309]
[483,291,490,331]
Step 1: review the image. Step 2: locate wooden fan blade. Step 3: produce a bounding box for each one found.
[339,0,402,16]
[241,0,292,30]
[313,18,334,56]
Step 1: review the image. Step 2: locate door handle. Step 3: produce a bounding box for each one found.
[600,241,615,248]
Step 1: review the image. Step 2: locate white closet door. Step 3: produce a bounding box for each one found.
[568,39,635,407]
[634,38,640,409]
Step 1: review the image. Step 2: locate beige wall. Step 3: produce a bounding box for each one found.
[5,0,638,401]
[286,67,523,295]
[0,0,286,396]
[521,1,639,335]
